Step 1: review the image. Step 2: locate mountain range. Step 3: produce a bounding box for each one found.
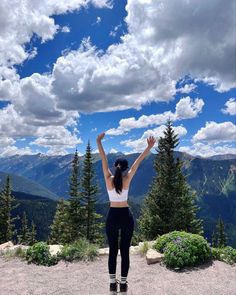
[0,151,235,246]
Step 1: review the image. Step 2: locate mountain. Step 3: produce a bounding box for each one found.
[0,152,235,246]
[205,154,236,161]
[0,152,234,201]
[11,191,57,241]
[0,171,59,200]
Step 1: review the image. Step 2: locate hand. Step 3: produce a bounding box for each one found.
[97,132,105,142]
[147,135,156,149]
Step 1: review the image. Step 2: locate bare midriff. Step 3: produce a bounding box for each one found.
[110,201,129,207]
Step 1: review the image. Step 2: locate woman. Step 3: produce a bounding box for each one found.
[96,132,156,294]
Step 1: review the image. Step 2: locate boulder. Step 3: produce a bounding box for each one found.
[130,245,140,254]
[49,245,63,256]
[0,241,14,250]
[146,249,164,265]
[98,247,110,255]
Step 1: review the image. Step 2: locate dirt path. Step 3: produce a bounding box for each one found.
[1,254,236,295]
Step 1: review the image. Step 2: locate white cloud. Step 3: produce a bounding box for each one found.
[175,96,204,120]
[125,0,236,91]
[0,145,38,157]
[29,126,83,153]
[120,124,187,152]
[0,0,111,66]
[179,143,236,158]
[109,23,122,37]
[0,0,235,157]
[106,96,204,135]
[109,148,118,153]
[176,83,197,94]
[192,121,236,143]
[61,26,70,33]
[221,98,236,116]
[96,17,101,24]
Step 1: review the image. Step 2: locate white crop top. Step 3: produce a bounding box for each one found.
[107,187,129,202]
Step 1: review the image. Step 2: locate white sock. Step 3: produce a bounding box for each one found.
[120,276,127,284]
[109,273,116,283]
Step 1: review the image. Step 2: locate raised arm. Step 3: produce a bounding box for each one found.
[127,135,156,181]
[96,132,113,180]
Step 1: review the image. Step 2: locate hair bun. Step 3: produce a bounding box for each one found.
[115,157,129,172]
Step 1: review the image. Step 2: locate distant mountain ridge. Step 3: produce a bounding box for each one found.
[0,151,235,246]
[0,171,59,200]
[0,151,235,201]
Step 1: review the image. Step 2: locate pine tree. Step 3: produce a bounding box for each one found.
[17,211,31,245]
[67,148,86,243]
[49,198,73,244]
[211,230,218,247]
[80,140,104,244]
[28,220,37,246]
[137,119,203,240]
[172,157,203,234]
[0,175,20,244]
[214,216,227,248]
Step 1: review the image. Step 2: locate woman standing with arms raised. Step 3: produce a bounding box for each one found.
[96,132,156,294]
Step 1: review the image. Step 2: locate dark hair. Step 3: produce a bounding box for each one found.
[113,158,129,194]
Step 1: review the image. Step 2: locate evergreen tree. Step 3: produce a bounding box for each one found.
[172,157,203,234]
[28,220,37,246]
[80,140,104,244]
[137,119,203,240]
[49,198,73,244]
[0,175,20,244]
[212,216,227,248]
[17,211,31,245]
[211,230,218,247]
[67,148,86,242]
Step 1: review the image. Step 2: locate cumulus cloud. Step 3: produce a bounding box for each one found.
[0,0,111,66]
[120,124,187,152]
[126,0,236,91]
[106,96,204,135]
[179,143,236,158]
[192,121,236,143]
[176,83,197,94]
[221,98,236,116]
[0,0,235,156]
[61,26,70,33]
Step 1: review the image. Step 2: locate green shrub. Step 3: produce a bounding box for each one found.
[212,246,236,265]
[26,242,58,266]
[153,231,190,253]
[153,231,212,269]
[58,238,99,262]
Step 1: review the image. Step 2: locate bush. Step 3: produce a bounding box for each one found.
[58,238,99,262]
[139,241,150,256]
[212,246,236,265]
[26,242,58,266]
[153,231,212,269]
[153,231,190,253]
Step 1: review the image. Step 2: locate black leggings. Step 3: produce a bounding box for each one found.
[105,207,134,277]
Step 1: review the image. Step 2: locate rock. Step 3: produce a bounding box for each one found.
[49,245,63,256]
[98,247,110,255]
[0,241,14,250]
[0,244,29,255]
[146,249,164,265]
[130,245,140,254]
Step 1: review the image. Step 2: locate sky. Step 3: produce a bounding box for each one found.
[0,0,235,158]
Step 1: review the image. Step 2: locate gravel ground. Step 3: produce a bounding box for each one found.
[1,254,236,295]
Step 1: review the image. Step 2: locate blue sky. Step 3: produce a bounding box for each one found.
[0,0,235,157]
